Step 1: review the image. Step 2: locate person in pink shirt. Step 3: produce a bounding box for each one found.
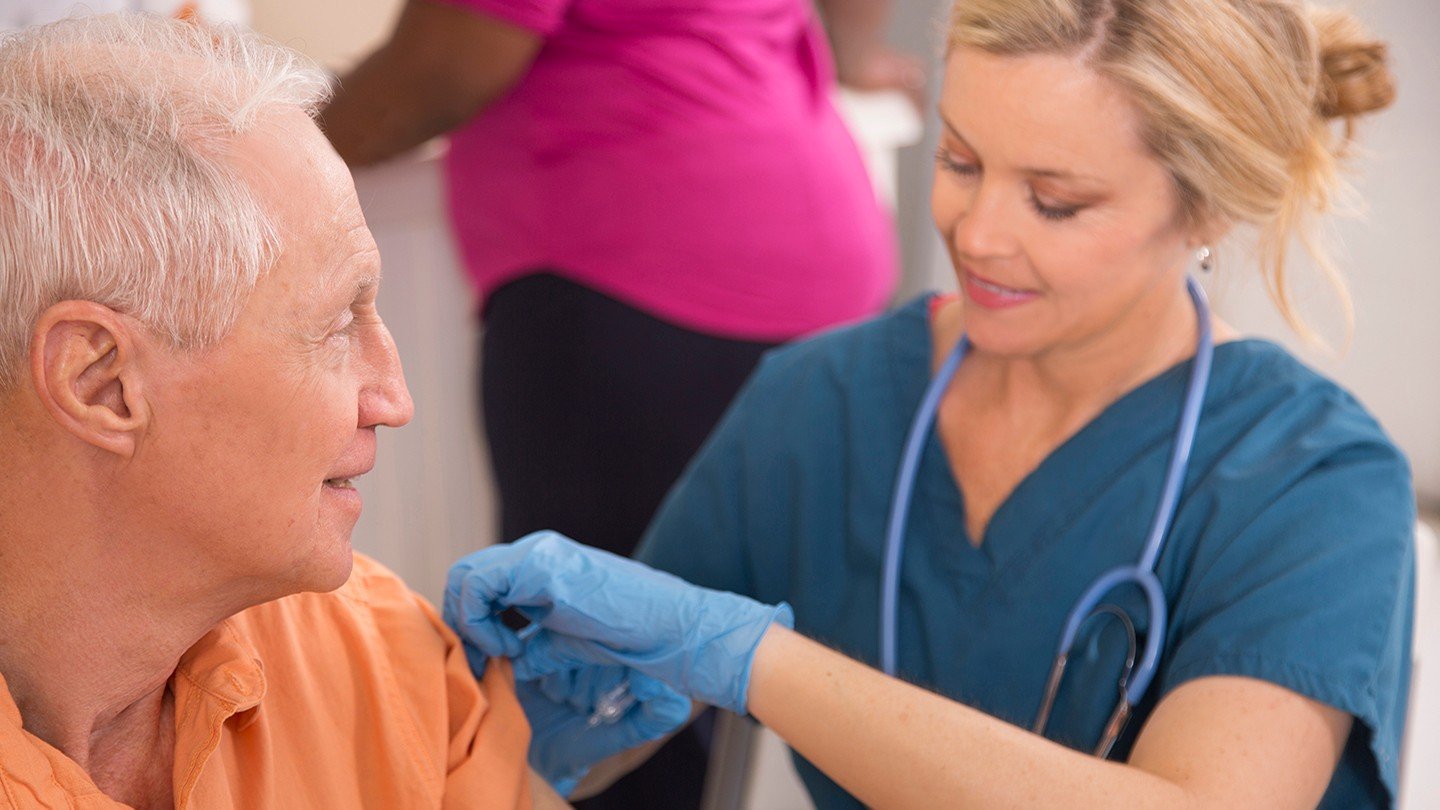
[321,1,906,804]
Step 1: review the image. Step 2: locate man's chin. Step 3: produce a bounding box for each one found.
[293,533,356,594]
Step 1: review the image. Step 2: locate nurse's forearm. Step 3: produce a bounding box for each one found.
[746,625,1193,809]
[320,0,540,167]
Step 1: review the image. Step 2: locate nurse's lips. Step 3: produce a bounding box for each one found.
[962,269,1040,310]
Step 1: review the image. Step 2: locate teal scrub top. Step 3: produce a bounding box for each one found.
[636,296,1416,809]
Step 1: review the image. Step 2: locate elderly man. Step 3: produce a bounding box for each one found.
[0,14,569,808]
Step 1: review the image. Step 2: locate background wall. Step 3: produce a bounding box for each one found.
[248,0,1440,582]
[251,0,398,70]
[883,0,1440,508]
[240,2,1436,807]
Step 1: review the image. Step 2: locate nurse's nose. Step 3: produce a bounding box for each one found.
[950,182,1022,262]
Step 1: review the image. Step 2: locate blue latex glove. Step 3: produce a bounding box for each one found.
[444,531,793,715]
[506,661,691,796]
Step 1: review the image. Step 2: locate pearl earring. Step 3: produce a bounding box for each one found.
[1197,245,1214,273]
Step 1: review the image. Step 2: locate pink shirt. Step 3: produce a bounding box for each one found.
[439,0,896,341]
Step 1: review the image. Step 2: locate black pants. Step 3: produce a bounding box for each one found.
[481,273,779,809]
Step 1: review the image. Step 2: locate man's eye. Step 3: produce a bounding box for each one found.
[327,316,358,342]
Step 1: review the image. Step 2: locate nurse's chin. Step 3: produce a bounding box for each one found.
[960,323,1056,360]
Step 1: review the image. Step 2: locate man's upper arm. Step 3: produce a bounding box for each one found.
[1129,676,1351,807]
[422,595,535,808]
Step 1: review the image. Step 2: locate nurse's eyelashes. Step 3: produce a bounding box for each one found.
[933,148,1085,222]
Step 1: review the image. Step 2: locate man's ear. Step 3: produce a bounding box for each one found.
[29,300,148,457]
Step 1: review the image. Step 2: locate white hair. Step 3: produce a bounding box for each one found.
[0,12,332,390]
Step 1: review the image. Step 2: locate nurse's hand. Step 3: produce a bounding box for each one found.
[444,531,793,715]
[502,664,691,796]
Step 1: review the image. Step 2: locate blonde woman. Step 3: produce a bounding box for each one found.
[446,1,1413,807]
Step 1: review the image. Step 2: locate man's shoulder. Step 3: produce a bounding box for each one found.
[190,565,529,804]
[336,552,423,608]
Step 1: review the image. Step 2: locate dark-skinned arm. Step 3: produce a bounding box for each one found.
[319,0,541,167]
[813,0,922,99]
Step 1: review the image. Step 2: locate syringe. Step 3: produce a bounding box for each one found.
[587,683,637,728]
[500,607,636,728]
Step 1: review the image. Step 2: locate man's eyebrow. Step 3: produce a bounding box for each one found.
[346,268,381,301]
[318,269,380,321]
[938,109,1102,183]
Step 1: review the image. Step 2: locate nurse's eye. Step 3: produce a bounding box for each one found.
[1029,189,1082,222]
[936,148,979,178]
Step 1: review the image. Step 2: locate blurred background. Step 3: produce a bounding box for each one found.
[280,6,1440,801]
[220,0,1440,601]
[5,0,1428,596]
[5,0,1436,806]
[267,6,1440,805]
[9,0,1427,599]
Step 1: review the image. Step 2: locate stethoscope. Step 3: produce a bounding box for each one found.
[879,276,1214,758]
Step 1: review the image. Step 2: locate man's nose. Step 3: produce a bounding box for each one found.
[360,323,414,429]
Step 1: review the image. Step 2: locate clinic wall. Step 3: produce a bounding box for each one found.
[250,0,399,71]
[887,0,1440,508]
[252,0,1440,534]
[1211,0,1440,507]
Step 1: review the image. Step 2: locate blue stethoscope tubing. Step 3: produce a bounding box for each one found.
[879,276,1215,745]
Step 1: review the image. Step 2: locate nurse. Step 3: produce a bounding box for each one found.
[446,0,1415,807]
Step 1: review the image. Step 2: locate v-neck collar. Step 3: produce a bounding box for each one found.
[884,294,1265,578]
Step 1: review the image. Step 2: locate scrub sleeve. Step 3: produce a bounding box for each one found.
[1159,428,1415,808]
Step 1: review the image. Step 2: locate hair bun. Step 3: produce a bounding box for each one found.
[1311,7,1396,120]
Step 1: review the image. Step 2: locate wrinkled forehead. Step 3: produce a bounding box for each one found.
[230,106,355,227]
[229,108,379,314]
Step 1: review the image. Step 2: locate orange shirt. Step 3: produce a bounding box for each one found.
[0,555,533,809]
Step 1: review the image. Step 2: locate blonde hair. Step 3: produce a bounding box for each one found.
[0,13,332,391]
[947,0,1396,342]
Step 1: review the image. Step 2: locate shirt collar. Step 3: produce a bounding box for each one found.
[173,616,268,726]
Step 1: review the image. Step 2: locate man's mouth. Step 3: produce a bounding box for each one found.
[324,477,356,489]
